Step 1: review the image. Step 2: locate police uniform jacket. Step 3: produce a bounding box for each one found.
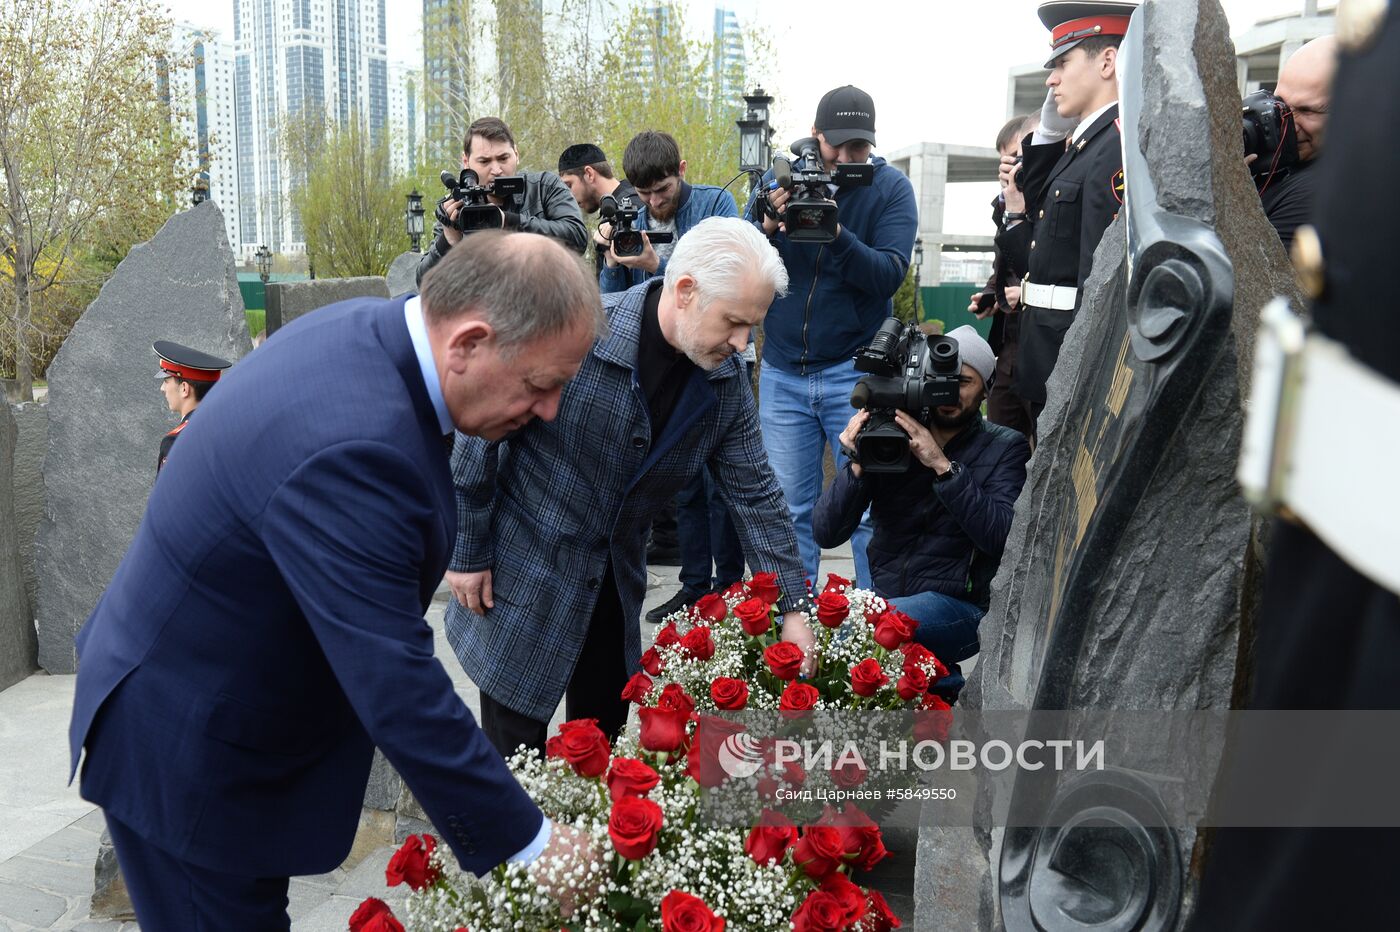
[156,412,191,473]
[1007,104,1123,403]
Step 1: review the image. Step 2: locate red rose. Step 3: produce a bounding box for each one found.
[873,610,918,650]
[621,671,654,704]
[710,677,750,711]
[814,590,850,629]
[681,626,716,661]
[791,890,847,931]
[686,715,748,788]
[744,810,798,866]
[896,667,929,701]
[733,597,772,636]
[914,692,952,744]
[722,579,747,599]
[829,757,867,788]
[849,658,889,697]
[655,622,681,649]
[385,833,438,890]
[764,642,805,680]
[349,898,404,932]
[826,804,889,872]
[901,641,950,680]
[607,757,661,800]
[661,890,726,932]
[641,647,664,676]
[821,573,851,595]
[867,890,903,930]
[793,825,846,878]
[746,572,781,605]
[639,705,690,752]
[819,871,869,925]
[608,795,664,860]
[544,719,611,778]
[780,682,820,716]
[692,592,729,623]
[657,683,697,718]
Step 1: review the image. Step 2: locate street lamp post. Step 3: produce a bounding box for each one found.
[192,177,209,206]
[255,244,272,285]
[736,86,775,173]
[405,189,425,253]
[913,237,925,323]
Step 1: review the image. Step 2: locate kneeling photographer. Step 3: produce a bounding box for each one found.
[416,117,587,285]
[813,323,1031,700]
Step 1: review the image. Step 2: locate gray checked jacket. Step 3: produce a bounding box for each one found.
[444,280,807,721]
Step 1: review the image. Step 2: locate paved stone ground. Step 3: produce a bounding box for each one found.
[1,545,866,931]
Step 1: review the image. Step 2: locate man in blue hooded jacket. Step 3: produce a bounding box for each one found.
[748,85,918,589]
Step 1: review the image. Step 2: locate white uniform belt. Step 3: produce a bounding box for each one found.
[1022,281,1079,311]
[1238,298,1400,595]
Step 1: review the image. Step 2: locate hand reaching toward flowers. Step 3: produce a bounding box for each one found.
[445,568,493,614]
[780,611,818,677]
[530,819,603,919]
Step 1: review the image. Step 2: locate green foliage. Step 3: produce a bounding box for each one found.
[893,264,920,324]
[245,310,266,340]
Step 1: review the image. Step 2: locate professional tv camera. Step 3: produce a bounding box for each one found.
[598,194,674,258]
[437,168,528,233]
[758,137,874,244]
[849,318,962,473]
[1242,90,1299,182]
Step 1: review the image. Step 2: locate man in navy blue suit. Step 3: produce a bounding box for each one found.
[68,231,605,929]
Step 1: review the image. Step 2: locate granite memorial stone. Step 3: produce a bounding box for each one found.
[264,276,389,333]
[34,202,250,674]
[11,402,47,612]
[1,402,37,691]
[386,252,419,298]
[914,1,1303,928]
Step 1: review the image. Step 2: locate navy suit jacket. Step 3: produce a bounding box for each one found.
[68,296,542,877]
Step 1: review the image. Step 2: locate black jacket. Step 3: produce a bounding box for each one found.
[812,415,1031,607]
[1006,106,1124,403]
[1260,157,1319,253]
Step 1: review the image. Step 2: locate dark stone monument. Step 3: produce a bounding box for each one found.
[11,402,47,612]
[914,0,1303,928]
[1,402,37,691]
[34,202,250,674]
[264,276,389,334]
[386,252,419,298]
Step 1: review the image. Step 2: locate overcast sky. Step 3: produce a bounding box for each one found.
[163,0,1327,235]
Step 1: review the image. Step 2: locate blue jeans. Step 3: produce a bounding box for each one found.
[677,467,744,594]
[758,360,872,588]
[886,589,985,697]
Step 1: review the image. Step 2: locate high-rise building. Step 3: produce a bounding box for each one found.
[388,62,425,177]
[165,24,243,254]
[422,0,472,165]
[711,6,745,110]
[234,0,389,253]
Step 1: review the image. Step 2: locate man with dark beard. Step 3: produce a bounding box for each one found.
[813,325,1031,701]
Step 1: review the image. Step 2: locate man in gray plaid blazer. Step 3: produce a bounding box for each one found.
[443,217,814,755]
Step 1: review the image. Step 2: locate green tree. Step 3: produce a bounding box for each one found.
[0,0,187,400]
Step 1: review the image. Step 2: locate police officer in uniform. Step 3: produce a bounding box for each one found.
[1193,0,1400,925]
[1001,1,1136,437]
[153,341,230,473]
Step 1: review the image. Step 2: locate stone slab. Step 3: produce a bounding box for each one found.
[0,878,68,926]
[11,402,46,615]
[1,401,37,691]
[265,276,389,334]
[386,252,419,298]
[34,201,250,673]
[0,852,93,897]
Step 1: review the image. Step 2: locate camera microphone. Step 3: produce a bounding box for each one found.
[439,170,457,188]
[772,155,793,191]
[850,382,871,410]
[599,194,618,220]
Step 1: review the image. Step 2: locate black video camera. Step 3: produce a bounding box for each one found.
[599,194,674,258]
[1242,90,1299,182]
[849,318,962,473]
[759,137,874,244]
[437,169,528,233]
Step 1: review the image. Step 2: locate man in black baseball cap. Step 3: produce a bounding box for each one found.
[557,142,637,277]
[153,340,231,474]
[748,84,918,591]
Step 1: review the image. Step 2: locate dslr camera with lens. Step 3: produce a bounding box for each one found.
[437,168,528,233]
[758,137,874,245]
[598,194,674,258]
[1241,89,1299,182]
[848,317,962,474]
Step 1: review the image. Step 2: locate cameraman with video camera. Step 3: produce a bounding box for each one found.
[813,324,1031,699]
[747,85,918,590]
[416,117,587,285]
[1245,36,1336,252]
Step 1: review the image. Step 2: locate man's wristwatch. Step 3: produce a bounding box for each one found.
[1003,211,1028,222]
[932,460,962,483]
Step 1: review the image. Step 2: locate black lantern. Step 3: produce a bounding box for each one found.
[192,176,209,206]
[737,86,774,173]
[913,237,925,322]
[255,244,272,284]
[405,189,425,252]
